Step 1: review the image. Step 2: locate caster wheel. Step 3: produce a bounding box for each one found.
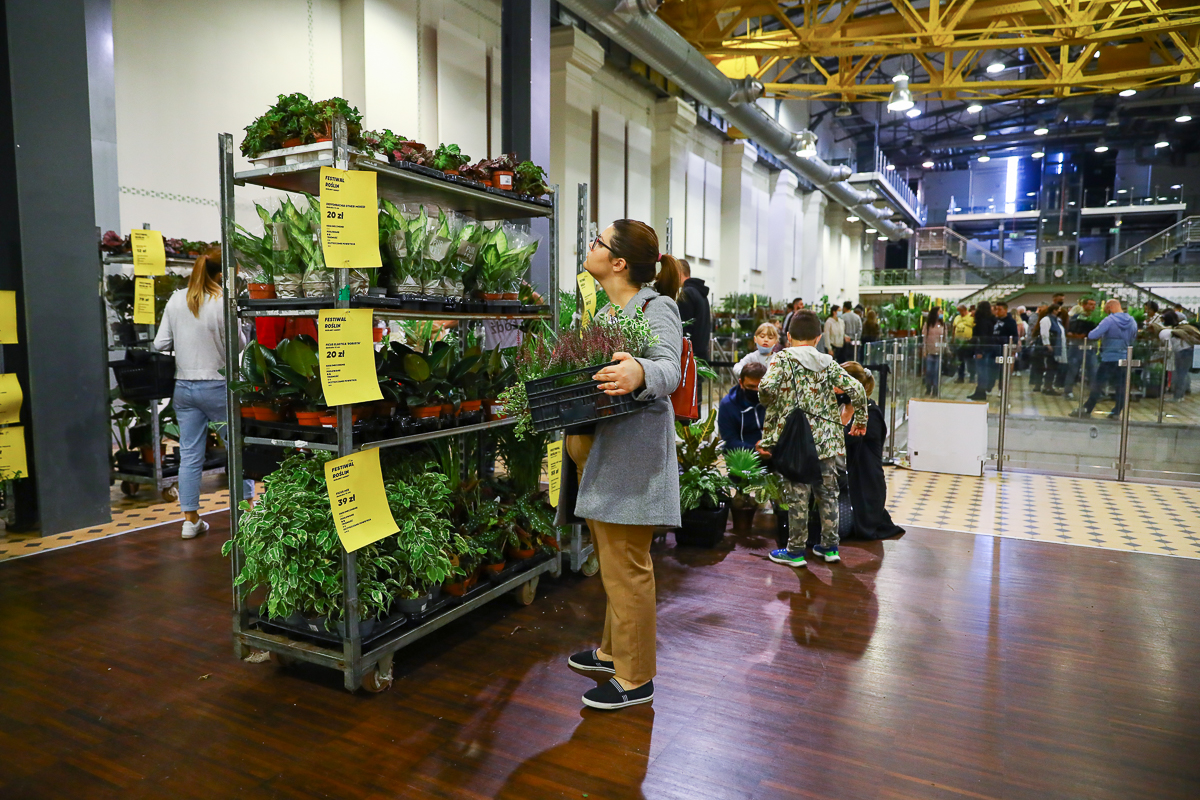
[120,481,139,497]
[514,575,539,606]
[268,650,293,668]
[581,553,600,577]
[161,485,179,503]
[361,666,393,693]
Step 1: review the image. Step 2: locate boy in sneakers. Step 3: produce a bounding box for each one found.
[757,310,867,566]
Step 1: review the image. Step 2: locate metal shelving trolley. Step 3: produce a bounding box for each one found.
[219,120,584,692]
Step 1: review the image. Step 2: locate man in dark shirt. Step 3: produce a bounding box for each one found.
[1062,297,1098,399]
[675,259,712,362]
[988,302,1020,391]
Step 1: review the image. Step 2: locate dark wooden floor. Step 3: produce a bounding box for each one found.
[1,511,1198,800]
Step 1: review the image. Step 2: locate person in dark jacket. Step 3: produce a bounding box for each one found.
[718,361,766,450]
[839,362,905,540]
[675,259,712,362]
[967,301,997,401]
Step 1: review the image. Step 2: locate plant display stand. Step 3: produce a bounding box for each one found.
[219,121,586,692]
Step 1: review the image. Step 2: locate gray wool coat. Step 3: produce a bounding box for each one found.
[554,285,683,528]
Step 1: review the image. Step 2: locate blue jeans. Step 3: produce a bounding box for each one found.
[1174,348,1194,400]
[924,354,940,394]
[174,380,253,512]
[1084,360,1126,415]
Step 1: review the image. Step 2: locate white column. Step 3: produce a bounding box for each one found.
[549,25,604,289]
[652,96,697,256]
[340,0,421,136]
[767,170,799,301]
[797,190,827,304]
[719,140,758,300]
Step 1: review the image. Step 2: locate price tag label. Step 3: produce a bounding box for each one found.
[0,374,23,424]
[907,291,915,309]
[130,230,166,275]
[577,271,597,327]
[0,291,16,344]
[133,277,156,324]
[319,167,383,269]
[324,448,399,552]
[546,440,564,507]
[318,308,383,407]
[0,426,28,479]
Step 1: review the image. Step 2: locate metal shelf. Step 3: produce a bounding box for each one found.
[234,154,553,221]
[239,306,550,322]
[242,418,516,453]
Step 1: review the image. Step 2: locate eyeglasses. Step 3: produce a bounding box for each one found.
[590,235,614,254]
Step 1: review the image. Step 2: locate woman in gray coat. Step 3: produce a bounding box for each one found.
[560,218,683,710]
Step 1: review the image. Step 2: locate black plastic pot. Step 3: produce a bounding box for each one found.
[675,503,729,548]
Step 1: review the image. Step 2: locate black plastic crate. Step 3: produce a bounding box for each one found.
[525,361,650,433]
[109,351,176,401]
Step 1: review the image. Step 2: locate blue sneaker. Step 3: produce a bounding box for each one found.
[812,544,841,563]
[768,548,807,567]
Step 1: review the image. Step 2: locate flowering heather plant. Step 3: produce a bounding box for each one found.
[499,311,659,437]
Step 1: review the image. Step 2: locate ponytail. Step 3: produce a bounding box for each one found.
[655,253,683,300]
[186,247,223,317]
[608,218,681,299]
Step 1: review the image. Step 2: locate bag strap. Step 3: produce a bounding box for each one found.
[780,357,841,427]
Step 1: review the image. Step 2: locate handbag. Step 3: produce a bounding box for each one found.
[642,298,699,424]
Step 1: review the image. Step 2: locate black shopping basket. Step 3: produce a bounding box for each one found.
[525,361,651,433]
[110,351,176,401]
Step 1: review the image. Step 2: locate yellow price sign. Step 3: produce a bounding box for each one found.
[0,426,28,479]
[907,291,915,309]
[0,374,23,424]
[319,167,383,269]
[318,309,383,407]
[546,440,564,507]
[324,448,399,552]
[133,277,156,324]
[577,271,597,327]
[0,291,16,344]
[130,230,166,275]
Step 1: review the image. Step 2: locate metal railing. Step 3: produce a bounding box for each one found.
[867,148,927,225]
[1105,216,1200,271]
[916,227,1013,272]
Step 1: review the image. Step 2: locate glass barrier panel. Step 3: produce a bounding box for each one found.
[1125,340,1200,482]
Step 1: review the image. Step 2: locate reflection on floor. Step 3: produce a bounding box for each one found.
[884,466,1200,559]
[0,472,233,563]
[2,508,1198,798]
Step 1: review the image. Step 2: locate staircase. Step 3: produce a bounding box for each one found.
[1104,216,1200,280]
[914,227,1013,284]
[959,263,1182,311]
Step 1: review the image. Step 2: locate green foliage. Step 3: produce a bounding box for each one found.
[470,223,540,294]
[430,143,471,171]
[514,161,549,196]
[240,93,364,157]
[679,466,731,512]
[676,409,721,470]
[724,448,785,507]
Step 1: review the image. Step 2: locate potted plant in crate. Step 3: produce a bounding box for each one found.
[675,411,732,547]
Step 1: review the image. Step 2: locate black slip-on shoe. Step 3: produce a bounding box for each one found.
[568,649,615,677]
[582,677,654,710]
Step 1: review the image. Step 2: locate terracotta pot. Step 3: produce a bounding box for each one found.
[482,292,503,301]
[506,542,536,561]
[295,411,323,426]
[318,414,338,427]
[492,170,514,190]
[483,561,506,575]
[247,282,276,300]
[411,405,441,420]
[283,137,303,148]
[374,400,397,417]
[441,403,455,418]
[140,444,166,464]
[372,327,384,342]
[459,399,483,413]
[502,292,519,301]
[443,169,460,177]
[256,406,283,423]
[240,407,256,419]
[444,568,480,597]
[353,404,375,420]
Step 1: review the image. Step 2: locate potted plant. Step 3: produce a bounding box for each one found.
[724,448,784,530]
[459,159,493,186]
[513,161,550,197]
[675,411,731,547]
[431,143,470,175]
[487,152,518,190]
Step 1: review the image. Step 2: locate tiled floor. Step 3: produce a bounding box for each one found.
[0,474,234,563]
[885,466,1200,559]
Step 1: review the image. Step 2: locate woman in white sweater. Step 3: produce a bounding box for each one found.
[154,249,253,538]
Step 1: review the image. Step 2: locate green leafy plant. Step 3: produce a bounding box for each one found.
[679,466,732,513]
[676,409,721,471]
[240,93,365,157]
[724,447,784,508]
[514,161,549,196]
[431,143,471,172]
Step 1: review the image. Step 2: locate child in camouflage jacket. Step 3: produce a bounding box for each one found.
[757,310,867,567]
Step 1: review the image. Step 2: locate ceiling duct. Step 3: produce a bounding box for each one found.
[557,0,912,240]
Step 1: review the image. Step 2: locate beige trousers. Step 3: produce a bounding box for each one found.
[565,434,657,684]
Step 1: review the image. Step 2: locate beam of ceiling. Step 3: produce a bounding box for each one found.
[658,0,1200,101]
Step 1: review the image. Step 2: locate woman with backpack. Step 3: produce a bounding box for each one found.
[557,219,683,710]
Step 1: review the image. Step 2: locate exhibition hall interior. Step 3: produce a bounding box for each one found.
[1,0,1198,797]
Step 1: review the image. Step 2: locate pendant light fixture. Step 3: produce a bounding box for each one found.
[888,73,914,113]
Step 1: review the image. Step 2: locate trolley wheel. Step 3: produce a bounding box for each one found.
[120,481,139,497]
[580,553,600,577]
[161,485,179,503]
[361,665,393,693]
[268,650,294,668]
[514,575,540,606]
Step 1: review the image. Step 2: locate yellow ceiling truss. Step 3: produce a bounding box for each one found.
[657,0,1200,101]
